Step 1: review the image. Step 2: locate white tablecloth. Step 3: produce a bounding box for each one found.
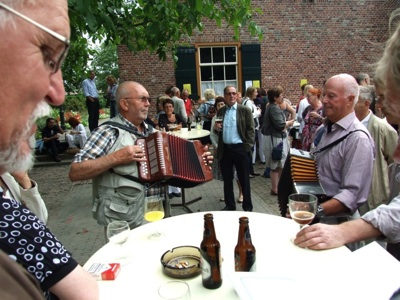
[169,129,210,140]
[81,211,400,299]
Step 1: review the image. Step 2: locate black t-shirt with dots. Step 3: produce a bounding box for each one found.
[0,190,78,298]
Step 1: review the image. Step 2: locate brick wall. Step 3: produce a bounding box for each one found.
[118,0,399,117]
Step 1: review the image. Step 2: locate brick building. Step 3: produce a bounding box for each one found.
[117,0,399,117]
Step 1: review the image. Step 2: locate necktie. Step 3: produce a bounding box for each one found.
[327,121,334,133]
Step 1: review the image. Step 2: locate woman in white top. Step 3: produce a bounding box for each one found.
[65,116,88,149]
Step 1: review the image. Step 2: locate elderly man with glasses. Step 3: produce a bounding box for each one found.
[0,1,98,299]
[69,81,213,234]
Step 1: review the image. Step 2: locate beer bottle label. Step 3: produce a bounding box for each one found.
[245,229,251,241]
[247,251,256,272]
[200,255,211,280]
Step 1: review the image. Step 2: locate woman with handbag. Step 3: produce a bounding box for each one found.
[261,86,294,195]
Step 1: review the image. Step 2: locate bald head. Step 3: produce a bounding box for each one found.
[115,81,150,125]
[326,74,359,106]
[116,81,144,103]
[322,74,360,123]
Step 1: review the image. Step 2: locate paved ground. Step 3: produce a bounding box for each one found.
[30,137,281,266]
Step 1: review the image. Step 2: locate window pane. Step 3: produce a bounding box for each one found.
[201,66,212,81]
[200,48,211,64]
[226,80,238,89]
[225,65,237,80]
[213,66,224,80]
[225,47,236,62]
[212,47,224,63]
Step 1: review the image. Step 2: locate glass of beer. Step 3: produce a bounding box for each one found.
[288,193,318,229]
[214,116,223,132]
[144,195,165,240]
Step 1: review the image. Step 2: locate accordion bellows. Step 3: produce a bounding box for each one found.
[277,148,326,217]
[136,131,213,188]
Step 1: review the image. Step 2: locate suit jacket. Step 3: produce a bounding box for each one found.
[171,96,188,122]
[216,103,255,159]
[361,114,398,212]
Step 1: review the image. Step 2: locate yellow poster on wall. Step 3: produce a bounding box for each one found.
[253,80,260,88]
[300,79,308,87]
[183,84,192,94]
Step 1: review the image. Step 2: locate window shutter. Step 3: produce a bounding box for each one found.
[175,46,199,101]
[241,44,261,93]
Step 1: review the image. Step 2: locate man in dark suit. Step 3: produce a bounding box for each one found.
[215,86,255,211]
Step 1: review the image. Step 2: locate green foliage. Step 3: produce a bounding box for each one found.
[67,0,263,61]
[62,34,94,94]
[91,43,120,93]
[63,1,262,97]
[64,94,87,112]
[98,96,108,109]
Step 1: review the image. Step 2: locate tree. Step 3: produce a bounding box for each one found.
[91,43,120,93]
[67,0,263,61]
[63,0,262,94]
[62,34,93,94]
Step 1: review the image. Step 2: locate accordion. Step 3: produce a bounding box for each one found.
[277,148,326,217]
[136,131,213,188]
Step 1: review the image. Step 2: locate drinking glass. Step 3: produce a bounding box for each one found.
[158,281,191,300]
[106,220,131,264]
[288,193,318,230]
[214,116,223,132]
[195,115,202,130]
[187,116,193,131]
[144,195,165,240]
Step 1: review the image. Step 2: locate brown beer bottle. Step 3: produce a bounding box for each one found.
[234,217,256,272]
[200,213,222,289]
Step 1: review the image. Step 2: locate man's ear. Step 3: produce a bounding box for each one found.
[119,99,128,112]
[348,95,355,107]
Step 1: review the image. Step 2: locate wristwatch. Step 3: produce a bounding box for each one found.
[316,204,325,218]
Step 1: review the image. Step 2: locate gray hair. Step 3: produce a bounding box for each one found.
[0,1,29,28]
[171,87,180,96]
[358,86,374,103]
[354,73,369,85]
[375,9,400,96]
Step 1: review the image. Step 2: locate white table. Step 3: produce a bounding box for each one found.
[167,129,211,213]
[84,211,384,300]
[169,129,210,140]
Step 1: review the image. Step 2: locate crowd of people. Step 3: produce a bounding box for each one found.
[1,0,400,298]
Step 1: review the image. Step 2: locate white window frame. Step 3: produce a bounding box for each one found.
[195,42,242,98]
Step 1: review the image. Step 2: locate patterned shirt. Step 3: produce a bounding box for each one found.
[82,78,99,98]
[73,114,163,196]
[0,189,77,299]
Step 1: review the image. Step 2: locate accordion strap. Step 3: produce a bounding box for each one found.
[109,169,142,184]
[101,121,154,137]
[109,169,162,189]
[312,129,368,156]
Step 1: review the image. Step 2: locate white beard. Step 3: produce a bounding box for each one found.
[0,101,51,173]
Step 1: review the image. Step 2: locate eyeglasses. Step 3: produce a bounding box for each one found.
[0,2,70,74]
[225,92,237,96]
[123,96,151,103]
